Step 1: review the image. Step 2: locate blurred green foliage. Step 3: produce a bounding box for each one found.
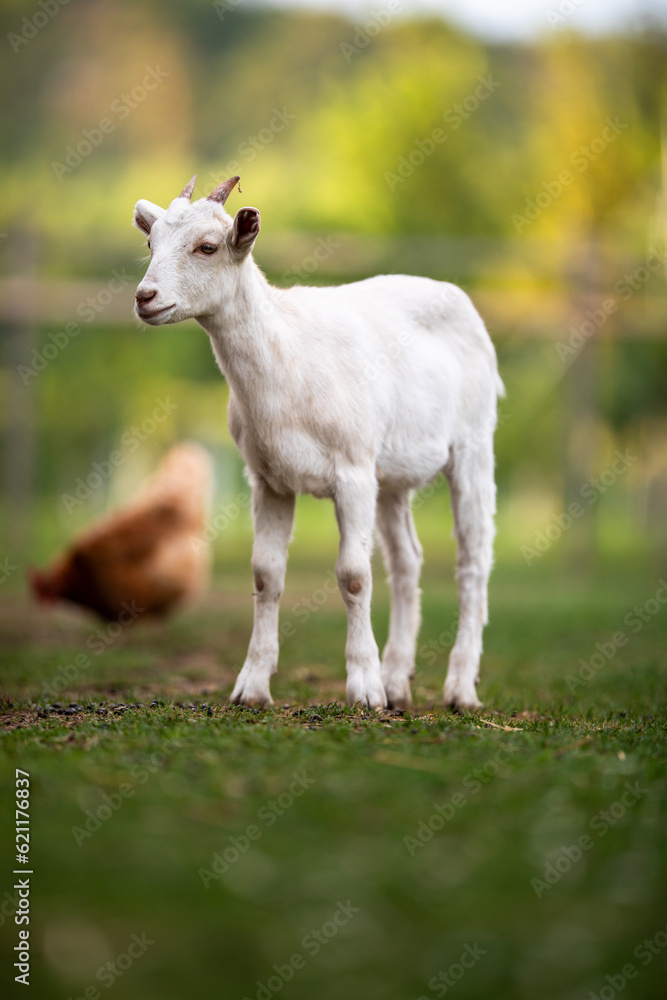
[0,1,666,567]
[1,5,664,244]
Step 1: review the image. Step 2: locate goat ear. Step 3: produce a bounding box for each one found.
[133,199,165,236]
[229,207,260,257]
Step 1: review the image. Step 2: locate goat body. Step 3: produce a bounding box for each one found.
[133,176,503,709]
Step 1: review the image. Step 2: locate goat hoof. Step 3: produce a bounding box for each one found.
[230,669,273,708]
[443,678,482,712]
[383,681,413,711]
[231,693,274,708]
[446,700,483,715]
[346,672,388,710]
[230,692,274,708]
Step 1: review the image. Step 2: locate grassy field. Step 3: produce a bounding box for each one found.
[1,527,666,999]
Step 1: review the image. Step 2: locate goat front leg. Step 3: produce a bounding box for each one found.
[230,480,295,707]
[334,468,387,709]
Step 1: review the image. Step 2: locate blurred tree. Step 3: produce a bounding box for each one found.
[0,2,666,563]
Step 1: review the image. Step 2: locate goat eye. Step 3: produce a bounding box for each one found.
[198,243,217,254]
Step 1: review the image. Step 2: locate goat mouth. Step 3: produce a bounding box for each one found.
[136,303,176,322]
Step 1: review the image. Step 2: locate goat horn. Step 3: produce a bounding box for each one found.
[179,175,197,200]
[207,175,241,206]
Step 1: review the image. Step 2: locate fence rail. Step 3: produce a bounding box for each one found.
[1,277,664,338]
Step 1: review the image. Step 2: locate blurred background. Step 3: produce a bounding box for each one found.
[1,0,666,581]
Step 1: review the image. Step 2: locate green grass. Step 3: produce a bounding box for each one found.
[1,553,666,1000]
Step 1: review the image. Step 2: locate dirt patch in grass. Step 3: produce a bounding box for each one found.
[0,706,42,731]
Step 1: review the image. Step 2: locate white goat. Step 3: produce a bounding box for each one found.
[133,175,504,711]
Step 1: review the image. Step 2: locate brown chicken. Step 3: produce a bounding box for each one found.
[30,443,213,621]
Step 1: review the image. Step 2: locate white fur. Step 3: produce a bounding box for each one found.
[133,183,504,710]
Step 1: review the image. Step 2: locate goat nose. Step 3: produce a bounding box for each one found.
[136,287,157,304]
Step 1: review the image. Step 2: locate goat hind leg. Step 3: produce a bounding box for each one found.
[443,440,496,711]
[376,489,423,709]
